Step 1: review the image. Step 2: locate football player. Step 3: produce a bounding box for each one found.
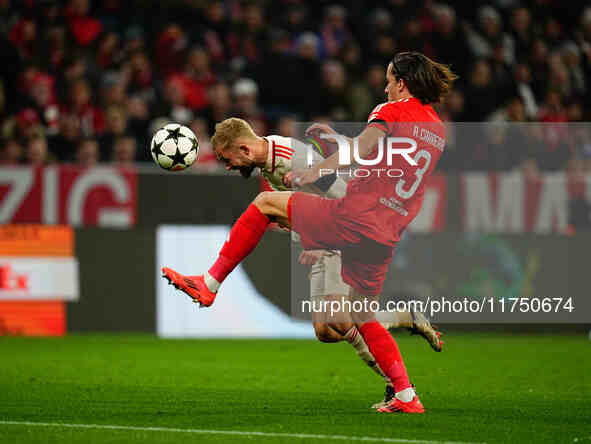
[163,52,456,413]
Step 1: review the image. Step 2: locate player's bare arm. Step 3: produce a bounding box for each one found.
[288,125,386,188]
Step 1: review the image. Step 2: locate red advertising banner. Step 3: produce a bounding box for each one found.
[460,172,591,233]
[0,166,137,227]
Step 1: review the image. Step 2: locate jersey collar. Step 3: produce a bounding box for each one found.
[263,137,276,173]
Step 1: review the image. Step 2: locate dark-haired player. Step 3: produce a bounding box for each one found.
[162,52,457,413]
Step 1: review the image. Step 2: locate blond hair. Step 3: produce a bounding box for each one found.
[211,117,257,152]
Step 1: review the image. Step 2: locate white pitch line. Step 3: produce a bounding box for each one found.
[0,420,484,444]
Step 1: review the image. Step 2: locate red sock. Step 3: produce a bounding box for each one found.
[359,320,411,393]
[208,204,270,283]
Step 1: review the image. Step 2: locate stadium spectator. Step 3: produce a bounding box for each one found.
[64,0,102,47]
[397,17,429,55]
[189,117,218,168]
[25,135,51,166]
[529,39,550,100]
[126,50,156,100]
[466,6,514,66]
[566,97,584,122]
[256,28,300,115]
[100,72,126,109]
[112,135,137,164]
[48,114,80,161]
[349,64,385,121]
[8,16,37,61]
[510,6,534,61]
[539,90,567,123]
[96,32,121,71]
[29,75,60,135]
[463,60,500,121]
[126,96,151,158]
[562,42,586,97]
[64,79,105,137]
[226,3,266,65]
[186,46,217,91]
[489,40,514,103]
[275,116,297,139]
[513,63,538,119]
[10,108,44,143]
[340,42,363,83]
[547,52,572,98]
[166,49,210,112]
[201,82,232,134]
[157,77,193,125]
[317,60,350,121]
[155,24,188,78]
[283,4,309,36]
[0,0,589,171]
[57,55,90,101]
[99,105,128,160]
[488,96,527,123]
[0,138,22,165]
[75,137,99,167]
[430,4,470,78]
[199,1,228,65]
[320,5,350,59]
[43,24,67,74]
[233,78,262,122]
[121,26,146,57]
[443,89,467,122]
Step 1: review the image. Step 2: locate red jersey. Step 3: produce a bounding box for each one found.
[337,97,445,246]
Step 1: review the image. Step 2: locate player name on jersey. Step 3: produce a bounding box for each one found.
[412,125,445,151]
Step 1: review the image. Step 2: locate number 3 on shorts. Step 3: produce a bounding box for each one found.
[395,149,431,199]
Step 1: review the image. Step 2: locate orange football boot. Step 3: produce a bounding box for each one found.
[161,267,217,307]
[377,395,425,414]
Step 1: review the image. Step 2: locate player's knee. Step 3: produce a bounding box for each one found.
[328,322,353,337]
[314,323,337,343]
[352,310,374,326]
[253,191,274,213]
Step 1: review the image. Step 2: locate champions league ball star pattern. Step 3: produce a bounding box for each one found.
[151,123,199,171]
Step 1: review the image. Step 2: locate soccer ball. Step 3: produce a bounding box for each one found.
[150,123,199,171]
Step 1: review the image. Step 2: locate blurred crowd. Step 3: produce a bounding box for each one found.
[1,0,591,172]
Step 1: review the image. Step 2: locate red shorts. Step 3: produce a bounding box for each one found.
[289,192,394,296]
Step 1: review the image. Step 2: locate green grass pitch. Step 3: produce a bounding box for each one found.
[0,333,590,444]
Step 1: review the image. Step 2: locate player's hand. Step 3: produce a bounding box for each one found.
[289,168,320,188]
[298,250,325,266]
[269,222,291,233]
[283,170,319,188]
[283,171,294,188]
[305,123,338,144]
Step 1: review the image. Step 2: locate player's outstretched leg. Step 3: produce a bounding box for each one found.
[376,310,443,352]
[162,191,292,306]
[161,268,217,307]
[407,310,443,352]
